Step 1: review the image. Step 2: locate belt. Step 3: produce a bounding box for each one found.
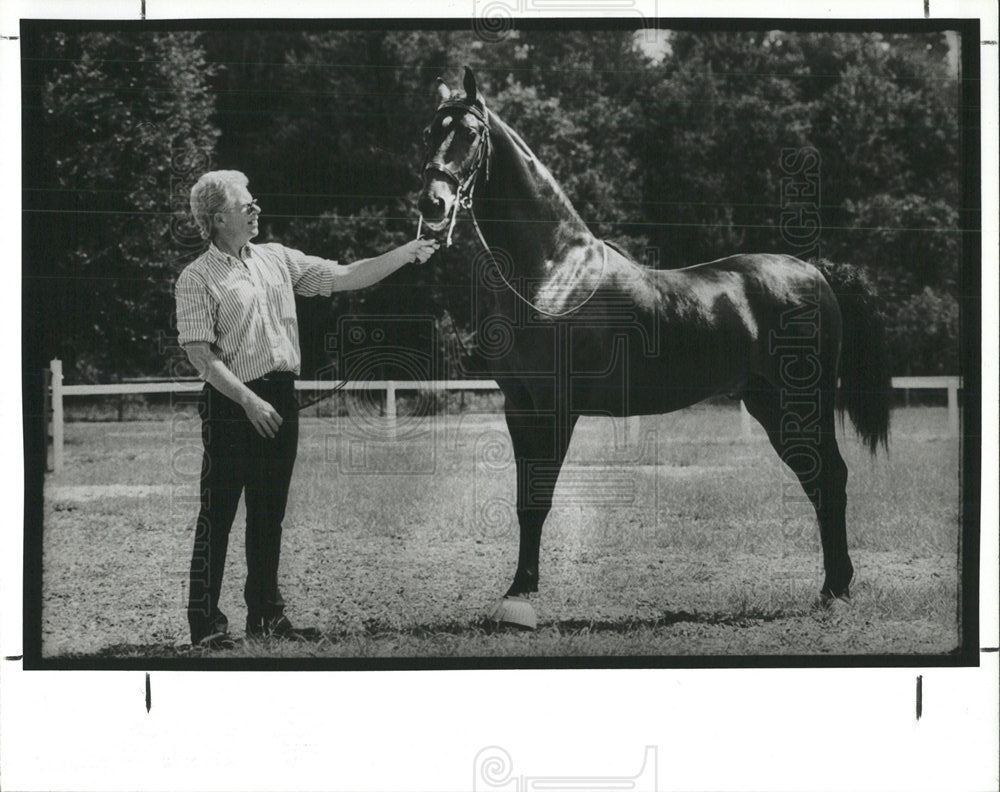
[235,371,297,388]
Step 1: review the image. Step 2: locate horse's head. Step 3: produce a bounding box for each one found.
[417,67,491,239]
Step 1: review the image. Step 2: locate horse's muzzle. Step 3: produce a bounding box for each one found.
[417,193,446,223]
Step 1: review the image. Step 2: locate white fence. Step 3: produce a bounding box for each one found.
[45,359,962,473]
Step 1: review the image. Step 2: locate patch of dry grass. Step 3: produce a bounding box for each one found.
[41,406,963,658]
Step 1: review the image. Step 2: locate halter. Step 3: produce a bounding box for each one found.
[417,100,606,318]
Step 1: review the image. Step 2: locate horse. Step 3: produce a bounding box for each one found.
[417,67,891,629]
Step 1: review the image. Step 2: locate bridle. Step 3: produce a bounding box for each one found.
[417,100,491,248]
[417,100,606,319]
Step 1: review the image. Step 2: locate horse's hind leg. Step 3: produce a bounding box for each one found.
[742,375,853,601]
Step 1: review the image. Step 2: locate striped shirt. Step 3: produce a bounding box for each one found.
[175,241,338,382]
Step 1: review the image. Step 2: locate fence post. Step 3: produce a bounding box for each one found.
[740,401,752,440]
[386,381,397,440]
[43,367,52,472]
[51,358,64,473]
[947,377,959,437]
[623,415,640,447]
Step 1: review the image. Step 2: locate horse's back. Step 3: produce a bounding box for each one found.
[562,252,840,416]
[669,251,821,283]
[658,252,837,325]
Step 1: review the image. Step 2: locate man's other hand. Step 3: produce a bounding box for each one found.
[243,394,283,438]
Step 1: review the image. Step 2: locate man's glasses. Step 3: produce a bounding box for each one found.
[239,199,261,216]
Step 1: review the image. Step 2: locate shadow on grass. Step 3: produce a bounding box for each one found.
[59,606,828,659]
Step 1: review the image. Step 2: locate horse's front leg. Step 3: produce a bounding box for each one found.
[492,408,578,629]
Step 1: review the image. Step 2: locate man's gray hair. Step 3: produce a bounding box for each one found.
[189,170,249,240]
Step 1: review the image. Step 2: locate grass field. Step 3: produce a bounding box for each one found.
[41,404,962,658]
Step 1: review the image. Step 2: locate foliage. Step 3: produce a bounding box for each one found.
[25,30,220,379]
[641,31,816,261]
[843,193,960,299]
[639,31,960,276]
[885,287,960,376]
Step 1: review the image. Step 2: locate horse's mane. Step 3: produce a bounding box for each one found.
[490,111,534,160]
[483,107,651,274]
[487,109,586,227]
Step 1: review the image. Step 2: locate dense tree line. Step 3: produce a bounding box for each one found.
[24,26,963,381]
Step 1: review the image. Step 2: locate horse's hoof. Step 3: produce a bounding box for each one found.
[490,596,537,630]
[818,590,852,612]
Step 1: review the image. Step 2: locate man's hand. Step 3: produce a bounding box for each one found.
[400,238,439,265]
[243,393,283,438]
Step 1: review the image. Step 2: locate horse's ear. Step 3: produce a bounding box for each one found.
[463,66,478,103]
[435,78,451,104]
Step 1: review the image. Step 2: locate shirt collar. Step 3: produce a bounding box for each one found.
[207,240,253,265]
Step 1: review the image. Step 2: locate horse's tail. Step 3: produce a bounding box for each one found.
[812,258,892,455]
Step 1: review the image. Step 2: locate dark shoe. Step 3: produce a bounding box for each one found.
[210,611,229,634]
[247,614,321,642]
[190,611,233,648]
[194,630,237,650]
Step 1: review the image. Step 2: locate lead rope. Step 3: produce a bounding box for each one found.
[296,378,349,412]
[468,211,607,318]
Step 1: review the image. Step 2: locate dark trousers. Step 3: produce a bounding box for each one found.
[187,373,299,642]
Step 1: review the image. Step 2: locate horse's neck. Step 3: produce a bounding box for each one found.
[475,112,594,266]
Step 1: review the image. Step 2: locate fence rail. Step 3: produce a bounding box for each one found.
[44,359,962,472]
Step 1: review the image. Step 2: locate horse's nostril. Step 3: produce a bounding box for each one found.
[419,195,445,217]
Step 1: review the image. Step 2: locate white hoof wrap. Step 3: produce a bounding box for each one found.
[490,596,537,630]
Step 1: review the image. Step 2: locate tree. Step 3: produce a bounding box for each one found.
[886,287,959,375]
[25,30,220,379]
[639,31,816,265]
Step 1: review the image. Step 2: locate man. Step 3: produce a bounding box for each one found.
[176,170,437,648]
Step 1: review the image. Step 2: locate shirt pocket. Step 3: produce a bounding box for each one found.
[267,281,296,321]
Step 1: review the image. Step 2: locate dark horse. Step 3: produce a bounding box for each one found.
[418,68,891,628]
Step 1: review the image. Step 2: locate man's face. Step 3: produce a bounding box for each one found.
[217,184,260,242]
